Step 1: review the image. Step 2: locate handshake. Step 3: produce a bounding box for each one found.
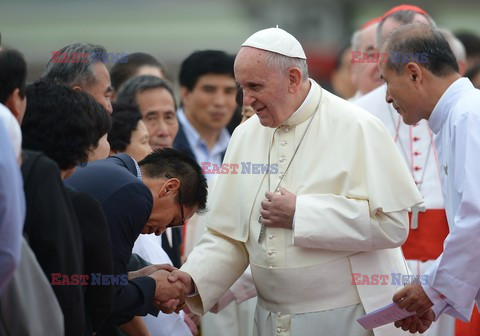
[129,264,194,314]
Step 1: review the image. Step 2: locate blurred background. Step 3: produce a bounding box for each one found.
[2,0,480,91]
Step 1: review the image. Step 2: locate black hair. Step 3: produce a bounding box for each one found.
[22,78,108,170]
[110,52,169,91]
[108,103,143,152]
[455,31,480,59]
[383,24,458,76]
[179,50,235,91]
[139,148,208,212]
[0,47,27,104]
[86,92,111,147]
[466,63,480,83]
[116,75,177,111]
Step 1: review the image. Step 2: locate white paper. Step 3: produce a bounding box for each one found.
[356,302,416,330]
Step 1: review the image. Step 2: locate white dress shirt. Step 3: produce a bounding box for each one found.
[177,109,230,180]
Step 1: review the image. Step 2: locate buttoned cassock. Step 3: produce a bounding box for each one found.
[181,80,422,336]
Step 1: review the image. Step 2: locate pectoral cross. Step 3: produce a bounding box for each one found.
[258,217,266,243]
[411,204,426,230]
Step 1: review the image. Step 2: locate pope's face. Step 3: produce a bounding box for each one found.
[379,63,423,125]
[234,47,292,128]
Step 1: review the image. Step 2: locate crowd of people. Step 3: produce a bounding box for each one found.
[0,3,479,336]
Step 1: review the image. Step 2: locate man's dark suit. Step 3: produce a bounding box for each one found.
[66,154,158,333]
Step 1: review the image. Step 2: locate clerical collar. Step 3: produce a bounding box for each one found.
[429,77,473,134]
[281,78,322,127]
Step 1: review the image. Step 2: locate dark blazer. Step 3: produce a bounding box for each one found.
[21,150,85,336]
[66,154,157,330]
[173,122,196,161]
[67,188,115,334]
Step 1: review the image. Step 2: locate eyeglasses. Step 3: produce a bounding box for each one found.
[166,174,185,229]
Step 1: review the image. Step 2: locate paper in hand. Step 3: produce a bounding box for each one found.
[357,302,416,330]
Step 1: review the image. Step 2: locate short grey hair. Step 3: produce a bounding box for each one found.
[43,42,107,88]
[376,11,436,47]
[116,75,177,111]
[265,52,309,81]
[351,30,363,52]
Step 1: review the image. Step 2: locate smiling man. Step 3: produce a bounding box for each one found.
[65,148,207,334]
[174,50,237,178]
[167,27,423,336]
[378,23,480,334]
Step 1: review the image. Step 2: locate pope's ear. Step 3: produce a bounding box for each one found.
[287,67,302,93]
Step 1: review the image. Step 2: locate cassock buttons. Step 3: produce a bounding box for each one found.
[280,140,287,146]
[413,136,420,141]
[414,151,421,156]
[414,166,422,171]
[279,157,286,163]
[267,250,275,256]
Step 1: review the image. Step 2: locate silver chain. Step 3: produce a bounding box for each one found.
[258,93,321,243]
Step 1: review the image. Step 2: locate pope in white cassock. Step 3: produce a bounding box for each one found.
[169,27,423,336]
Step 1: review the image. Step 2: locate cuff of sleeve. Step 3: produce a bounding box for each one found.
[422,283,444,305]
[187,282,199,298]
[431,302,448,321]
[422,283,447,321]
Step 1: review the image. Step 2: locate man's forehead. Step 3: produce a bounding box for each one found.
[360,23,379,51]
[378,63,394,80]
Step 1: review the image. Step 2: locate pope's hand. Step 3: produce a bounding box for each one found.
[260,188,296,229]
[149,269,186,313]
[393,283,433,316]
[168,270,195,295]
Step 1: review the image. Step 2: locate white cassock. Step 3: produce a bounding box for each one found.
[355,85,455,336]
[182,79,422,336]
[422,78,480,322]
[132,234,192,336]
[184,177,256,336]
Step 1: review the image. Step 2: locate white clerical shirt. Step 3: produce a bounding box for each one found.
[423,78,480,322]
